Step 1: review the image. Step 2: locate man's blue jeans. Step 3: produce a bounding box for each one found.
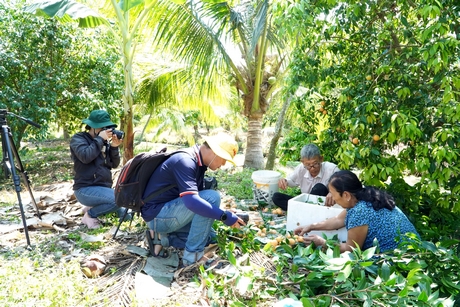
[147,189,220,265]
[74,186,125,218]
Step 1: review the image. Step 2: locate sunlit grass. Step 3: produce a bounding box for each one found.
[0,252,95,306]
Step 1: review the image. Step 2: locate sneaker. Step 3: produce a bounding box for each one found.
[81,212,101,229]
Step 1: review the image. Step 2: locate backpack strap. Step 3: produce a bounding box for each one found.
[142,183,176,204]
[141,149,196,204]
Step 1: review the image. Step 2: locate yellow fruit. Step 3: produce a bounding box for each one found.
[288,238,296,246]
[320,101,326,106]
[269,240,279,247]
[366,75,372,81]
[373,134,380,142]
[297,236,304,243]
[322,110,327,115]
[352,138,359,145]
[276,236,283,243]
[319,107,325,112]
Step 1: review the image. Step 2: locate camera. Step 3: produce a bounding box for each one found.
[103,127,124,139]
[112,129,124,139]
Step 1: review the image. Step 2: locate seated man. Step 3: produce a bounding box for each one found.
[140,134,245,266]
[272,143,339,210]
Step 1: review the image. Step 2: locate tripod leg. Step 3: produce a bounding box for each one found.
[1,125,32,246]
[7,133,41,219]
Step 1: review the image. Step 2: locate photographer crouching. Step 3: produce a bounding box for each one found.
[70,109,129,229]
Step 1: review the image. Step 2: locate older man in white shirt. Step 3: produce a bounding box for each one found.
[273,144,339,211]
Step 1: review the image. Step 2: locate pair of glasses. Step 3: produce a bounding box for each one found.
[303,162,320,169]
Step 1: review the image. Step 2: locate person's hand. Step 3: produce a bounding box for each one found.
[294,224,311,236]
[325,192,335,207]
[226,210,246,228]
[230,217,246,228]
[278,178,288,190]
[110,133,123,147]
[98,129,111,141]
[303,234,325,247]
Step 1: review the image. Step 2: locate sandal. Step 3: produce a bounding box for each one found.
[145,230,169,258]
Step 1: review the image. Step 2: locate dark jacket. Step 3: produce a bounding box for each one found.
[70,132,120,190]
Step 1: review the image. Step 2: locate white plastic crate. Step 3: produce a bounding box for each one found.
[286,193,348,242]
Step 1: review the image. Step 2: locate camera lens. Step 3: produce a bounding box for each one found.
[113,129,124,139]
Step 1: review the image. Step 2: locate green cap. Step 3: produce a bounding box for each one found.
[82,110,117,129]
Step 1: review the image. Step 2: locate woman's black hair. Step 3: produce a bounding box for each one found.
[329,170,395,211]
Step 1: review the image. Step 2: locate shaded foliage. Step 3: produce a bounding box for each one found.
[0,1,123,146]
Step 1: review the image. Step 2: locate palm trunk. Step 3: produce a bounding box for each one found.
[121,52,135,163]
[244,113,265,169]
[265,95,292,170]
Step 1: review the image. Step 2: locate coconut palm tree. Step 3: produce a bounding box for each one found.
[149,0,287,169]
[25,0,287,168]
[134,56,235,146]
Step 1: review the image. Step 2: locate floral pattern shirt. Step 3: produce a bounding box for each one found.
[345,200,420,252]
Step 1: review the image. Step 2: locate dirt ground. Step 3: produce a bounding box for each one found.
[0,138,280,307]
[1,179,284,307]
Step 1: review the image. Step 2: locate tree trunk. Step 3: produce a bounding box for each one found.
[121,106,134,164]
[266,95,292,170]
[120,41,135,164]
[244,113,265,169]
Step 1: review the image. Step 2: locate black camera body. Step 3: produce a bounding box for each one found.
[103,127,124,139]
[112,129,124,139]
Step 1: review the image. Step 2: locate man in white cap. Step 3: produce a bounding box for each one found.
[141,133,245,266]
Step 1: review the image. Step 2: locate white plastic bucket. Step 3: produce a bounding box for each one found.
[251,170,281,204]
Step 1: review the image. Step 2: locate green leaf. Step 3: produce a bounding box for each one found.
[300,297,315,307]
[227,249,237,266]
[418,289,429,302]
[362,246,376,260]
[119,0,144,12]
[380,262,390,281]
[400,16,409,27]
[24,0,110,28]
[388,132,396,143]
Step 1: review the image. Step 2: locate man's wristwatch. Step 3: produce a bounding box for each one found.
[220,212,228,222]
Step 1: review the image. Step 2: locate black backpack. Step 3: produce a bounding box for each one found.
[114,148,187,212]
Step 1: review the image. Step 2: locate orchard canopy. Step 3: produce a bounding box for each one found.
[275,0,460,213]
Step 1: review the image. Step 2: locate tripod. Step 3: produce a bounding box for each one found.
[1,109,42,246]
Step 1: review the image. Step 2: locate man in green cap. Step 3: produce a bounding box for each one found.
[70,109,128,229]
